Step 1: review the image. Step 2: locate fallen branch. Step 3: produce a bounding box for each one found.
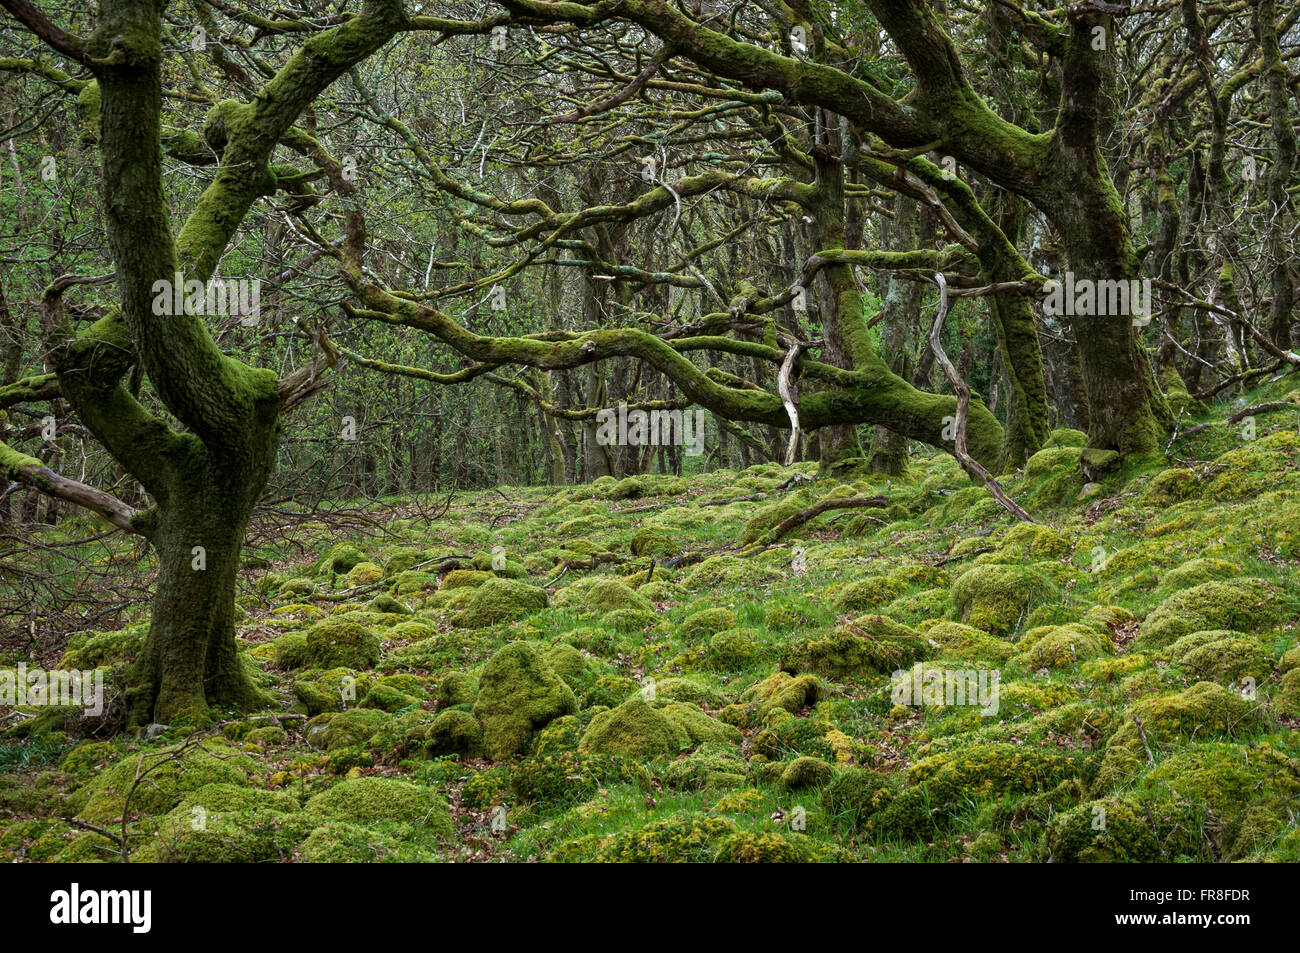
[768,495,890,543]
[926,273,1036,523]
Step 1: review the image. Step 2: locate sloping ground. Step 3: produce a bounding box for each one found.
[4,383,1300,862]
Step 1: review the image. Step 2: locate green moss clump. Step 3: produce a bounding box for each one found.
[950,564,1058,636]
[713,830,821,863]
[906,743,1078,806]
[820,768,893,830]
[583,579,652,613]
[436,671,478,709]
[706,628,764,669]
[319,544,364,574]
[1273,668,1300,717]
[440,569,493,589]
[1167,632,1274,684]
[780,756,835,790]
[272,631,311,670]
[742,671,823,718]
[1142,468,1200,505]
[1016,623,1110,668]
[924,621,1016,662]
[739,491,814,545]
[304,620,380,669]
[834,575,906,613]
[663,742,748,790]
[308,708,391,750]
[578,699,690,758]
[645,678,727,709]
[630,528,677,557]
[472,642,577,759]
[69,744,256,824]
[780,617,928,679]
[1045,791,1206,862]
[1137,578,1287,649]
[453,578,549,628]
[534,714,583,754]
[427,710,484,758]
[658,701,743,745]
[305,777,452,834]
[1158,558,1240,592]
[677,607,738,642]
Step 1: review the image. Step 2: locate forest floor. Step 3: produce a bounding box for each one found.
[4,376,1300,862]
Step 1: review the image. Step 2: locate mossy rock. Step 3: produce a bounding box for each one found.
[366,594,411,615]
[1137,578,1287,650]
[319,544,365,575]
[427,710,484,758]
[1017,623,1111,668]
[58,625,145,670]
[951,564,1058,636]
[630,528,678,557]
[583,579,652,613]
[923,621,1016,662]
[780,756,835,790]
[304,620,380,669]
[906,743,1078,806]
[1273,668,1300,717]
[436,671,479,709]
[705,628,765,669]
[1142,468,1199,505]
[780,616,928,679]
[713,830,824,863]
[1167,632,1275,684]
[662,741,749,791]
[69,743,256,825]
[641,677,726,709]
[1045,790,1207,862]
[677,607,738,642]
[142,808,321,863]
[834,575,906,613]
[657,701,743,746]
[739,491,814,545]
[272,631,311,670]
[440,568,493,590]
[741,671,823,718]
[578,699,690,758]
[308,708,393,751]
[292,668,367,715]
[472,642,578,759]
[343,561,383,587]
[820,768,894,830]
[305,777,452,835]
[453,578,549,628]
[1158,558,1241,592]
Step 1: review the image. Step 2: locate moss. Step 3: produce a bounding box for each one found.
[705,627,764,669]
[1023,446,1082,478]
[583,674,640,708]
[550,815,738,862]
[820,768,893,830]
[58,625,144,669]
[739,490,814,545]
[366,593,410,615]
[906,743,1078,806]
[883,587,951,624]
[1143,742,1300,819]
[70,743,256,824]
[305,777,451,832]
[677,607,738,642]
[578,699,690,758]
[293,668,367,715]
[950,564,1057,636]
[1273,668,1300,717]
[601,608,661,632]
[1158,558,1240,592]
[641,677,726,709]
[440,569,493,589]
[510,752,649,806]
[427,709,484,758]
[713,830,822,862]
[1142,468,1199,505]
[630,528,677,557]
[780,616,928,679]
[1167,633,1274,684]
[143,808,320,863]
[472,642,577,759]
[780,756,835,790]
[1137,578,1287,649]
[344,561,384,587]
[997,522,1072,560]
[658,701,743,745]
[662,741,748,790]
[751,716,837,762]
[742,671,823,718]
[453,578,550,628]
[1017,623,1110,668]
[834,575,906,612]
[174,782,299,815]
[1101,682,1269,782]
[924,621,1016,662]
[534,714,584,754]
[544,641,601,691]
[436,671,478,709]
[307,708,392,751]
[319,543,365,574]
[1045,790,1206,862]
[583,579,652,613]
[297,821,439,863]
[272,631,311,670]
[304,619,380,669]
